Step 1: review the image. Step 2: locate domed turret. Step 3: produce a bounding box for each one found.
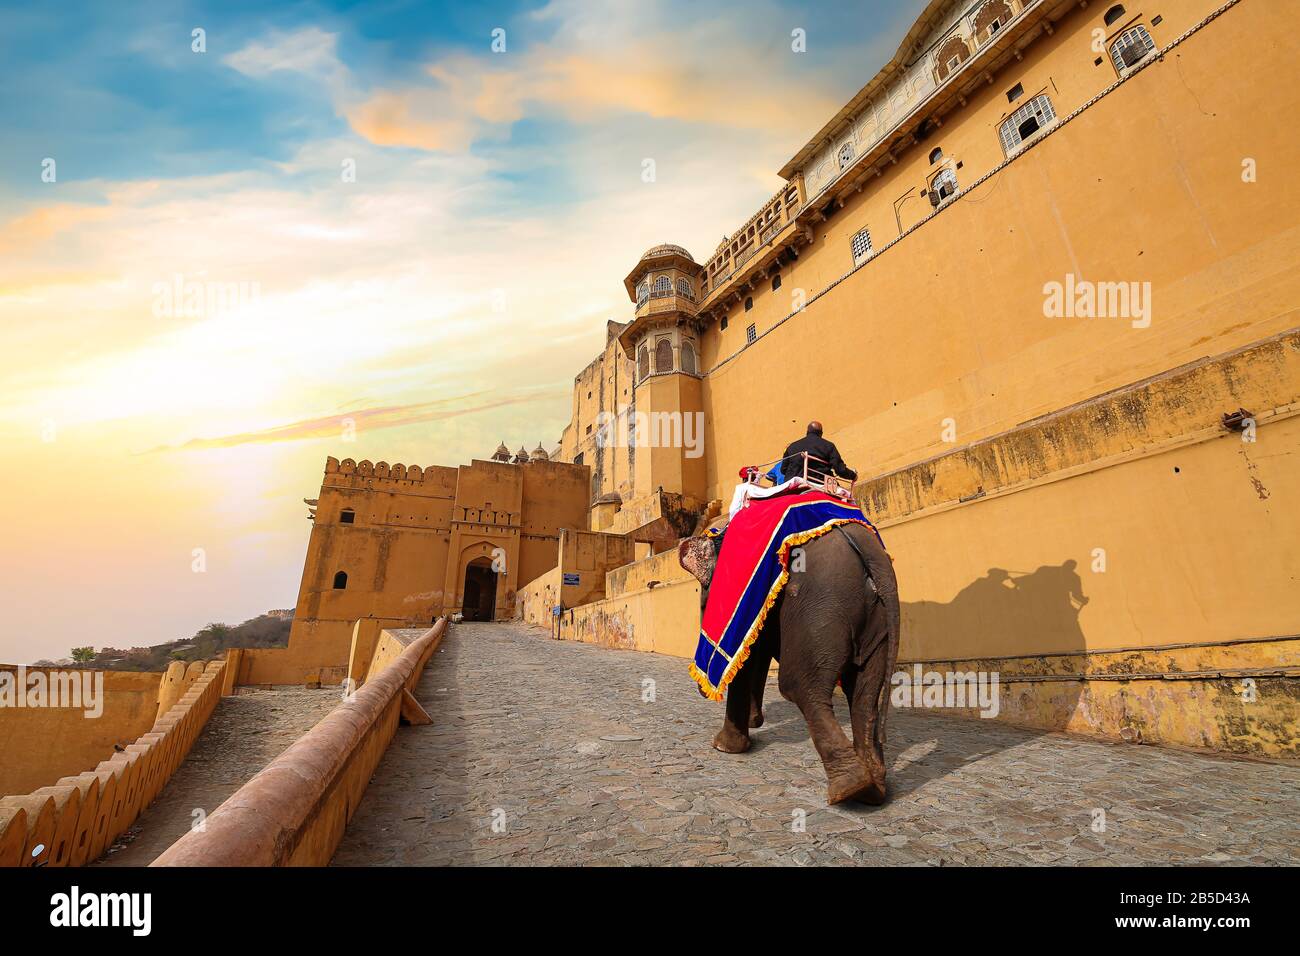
[513,446,530,464]
[491,440,511,462]
[530,443,550,462]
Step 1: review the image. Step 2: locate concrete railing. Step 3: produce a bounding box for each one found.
[152,618,447,867]
[0,658,227,867]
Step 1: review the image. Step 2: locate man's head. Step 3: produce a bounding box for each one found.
[807,420,824,436]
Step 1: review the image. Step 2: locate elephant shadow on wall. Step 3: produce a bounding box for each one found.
[754,559,1092,805]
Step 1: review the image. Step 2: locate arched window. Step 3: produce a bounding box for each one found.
[1110,24,1155,73]
[931,167,959,206]
[837,141,855,170]
[652,275,672,297]
[934,35,970,82]
[333,571,348,590]
[676,277,694,300]
[654,338,674,374]
[637,345,650,381]
[973,0,1013,42]
[851,227,872,266]
[681,341,697,375]
[635,280,649,306]
[339,508,355,524]
[744,296,753,311]
[771,273,782,292]
[999,93,1056,155]
[928,147,944,165]
[1103,4,1127,27]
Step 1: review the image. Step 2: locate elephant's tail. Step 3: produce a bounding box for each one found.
[842,523,902,750]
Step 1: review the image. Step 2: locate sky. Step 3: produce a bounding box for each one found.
[0,0,923,663]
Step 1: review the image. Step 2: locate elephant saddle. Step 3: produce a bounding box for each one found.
[689,489,884,701]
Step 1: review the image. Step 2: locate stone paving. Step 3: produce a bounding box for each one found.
[94,686,341,866]
[334,622,1300,866]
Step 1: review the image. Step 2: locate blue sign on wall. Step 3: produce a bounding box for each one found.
[562,573,580,586]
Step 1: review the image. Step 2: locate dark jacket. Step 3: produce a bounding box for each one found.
[780,434,857,483]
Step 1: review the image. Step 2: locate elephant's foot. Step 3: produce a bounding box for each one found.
[825,759,882,806]
[712,725,751,754]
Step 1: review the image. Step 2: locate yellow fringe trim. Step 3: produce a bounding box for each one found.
[692,516,877,702]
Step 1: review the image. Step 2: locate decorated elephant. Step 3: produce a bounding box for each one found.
[678,519,900,805]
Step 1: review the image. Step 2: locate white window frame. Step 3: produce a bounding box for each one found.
[851,227,873,266]
[1109,24,1156,75]
[932,167,959,204]
[999,93,1057,155]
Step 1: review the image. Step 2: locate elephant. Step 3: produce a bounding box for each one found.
[678,520,900,805]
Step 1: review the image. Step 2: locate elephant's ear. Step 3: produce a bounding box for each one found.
[677,536,717,586]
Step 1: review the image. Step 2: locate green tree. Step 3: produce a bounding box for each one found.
[70,646,95,664]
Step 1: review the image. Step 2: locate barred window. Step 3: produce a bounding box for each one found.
[851,227,872,266]
[654,338,673,373]
[1110,25,1155,73]
[999,93,1056,155]
[676,277,694,300]
[635,280,649,306]
[681,341,697,375]
[637,345,650,381]
[746,324,757,344]
[652,275,672,297]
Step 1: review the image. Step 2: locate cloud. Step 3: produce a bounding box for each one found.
[139,387,570,453]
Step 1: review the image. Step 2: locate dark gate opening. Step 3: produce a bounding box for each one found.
[462,559,497,622]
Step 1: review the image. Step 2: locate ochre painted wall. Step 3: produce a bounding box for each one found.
[0,669,163,795]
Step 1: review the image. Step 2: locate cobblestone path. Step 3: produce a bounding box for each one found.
[94,686,341,866]
[333,622,1300,866]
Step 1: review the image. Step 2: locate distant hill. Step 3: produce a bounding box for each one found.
[37,611,294,672]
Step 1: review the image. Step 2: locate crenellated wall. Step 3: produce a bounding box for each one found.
[0,659,227,867]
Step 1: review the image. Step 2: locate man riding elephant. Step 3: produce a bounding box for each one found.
[679,487,900,806]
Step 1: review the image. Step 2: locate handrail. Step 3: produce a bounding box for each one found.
[152,619,447,867]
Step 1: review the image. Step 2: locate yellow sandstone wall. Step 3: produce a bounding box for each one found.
[0,659,227,867]
[533,0,1300,758]
[0,668,163,795]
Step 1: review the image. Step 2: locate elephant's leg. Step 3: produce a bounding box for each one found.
[746,643,772,729]
[846,654,890,805]
[713,657,757,754]
[779,660,872,805]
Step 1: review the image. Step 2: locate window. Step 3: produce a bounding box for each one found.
[1104,4,1127,27]
[635,280,649,306]
[574,453,583,466]
[928,147,943,165]
[652,275,672,297]
[837,141,855,170]
[771,273,782,292]
[586,424,592,434]
[637,345,650,381]
[973,1,1013,44]
[681,341,697,375]
[676,277,694,300]
[746,324,757,344]
[720,317,729,331]
[654,338,673,374]
[851,227,872,266]
[999,93,1056,154]
[340,508,355,524]
[947,55,961,71]
[1006,82,1024,103]
[744,296,753,311]
[1109,25,1155,73]
[930,167,959,205]
[332,571,348,590]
